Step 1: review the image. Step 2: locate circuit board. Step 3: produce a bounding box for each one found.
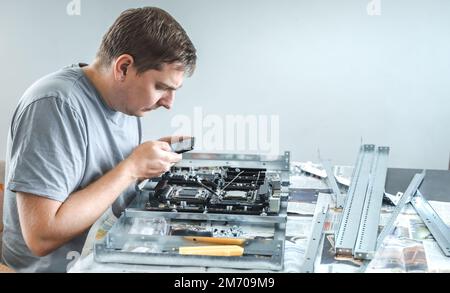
[143,166,281,215]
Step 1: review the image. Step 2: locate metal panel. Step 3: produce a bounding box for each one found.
[354,147,390,259]
[125,208,287,224]
[376,172,425,250]
[180,152,290,170]
[95,239,283,271]
[299,195,329,273]
[322,160,344,208]
[335,144,375,256]
[412,191,450,257]
[95,212,285,270]
[106,234,280,256]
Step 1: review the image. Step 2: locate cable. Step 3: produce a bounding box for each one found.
[221,171,245,192]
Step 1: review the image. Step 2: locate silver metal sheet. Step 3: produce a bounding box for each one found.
[180,152,291,193]
[124,208,287,224]
[180,152,290,171]
[336,144,375,256]
[96,213,285,270]
[106,234,280,256]
[354,146,390,259]
[299,195,329,273]
[376,172,425,250]
[322,159,344,208]
[412,191,450,257]
[94,241,283,271]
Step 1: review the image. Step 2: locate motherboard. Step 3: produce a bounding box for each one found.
[143,166,281,215]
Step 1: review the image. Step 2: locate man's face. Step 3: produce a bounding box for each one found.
[119,63,185,117]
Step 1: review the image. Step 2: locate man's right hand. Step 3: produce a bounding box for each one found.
[125,141,182,180]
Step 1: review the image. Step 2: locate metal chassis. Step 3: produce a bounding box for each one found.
[94,152,290,270]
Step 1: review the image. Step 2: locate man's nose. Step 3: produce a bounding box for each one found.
[158,91,175,109]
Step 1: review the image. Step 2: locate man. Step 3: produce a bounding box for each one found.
[1,7,197,272]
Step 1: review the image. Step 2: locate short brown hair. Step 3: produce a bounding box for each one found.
[97,7,197,76]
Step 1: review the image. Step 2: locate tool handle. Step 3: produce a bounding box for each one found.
[179,245,244,256]
[184,236,245,245]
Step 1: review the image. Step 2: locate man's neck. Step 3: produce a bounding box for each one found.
[82,62,116,111]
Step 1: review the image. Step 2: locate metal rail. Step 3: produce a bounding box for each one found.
[336,145,375,256]
[354,147,390,259]
[322,160,344,208]
[411,191,450,257]
[376,172,425,250]
[125,208,287,224]
[299,195,329,273]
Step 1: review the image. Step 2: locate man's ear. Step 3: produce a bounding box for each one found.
[113,54,134,82]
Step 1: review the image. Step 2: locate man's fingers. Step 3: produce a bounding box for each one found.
[165,152,182,163]
[154,141,171,151]
[158,135,191,144]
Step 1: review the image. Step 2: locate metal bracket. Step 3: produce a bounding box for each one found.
[322,160,344,208]
[336,145,376,256]
[376,171,425,250]
[124,209,287,224]
[354,147,390,259]
[411,191,450,257]
[179,151,291,194]
[299,195,329,273]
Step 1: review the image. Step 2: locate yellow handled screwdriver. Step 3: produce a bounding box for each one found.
[179,245,244,257]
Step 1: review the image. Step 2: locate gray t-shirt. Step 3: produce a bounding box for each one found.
[1,64,141,272]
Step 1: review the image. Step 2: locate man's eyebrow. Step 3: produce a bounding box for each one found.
[157,82,183,91]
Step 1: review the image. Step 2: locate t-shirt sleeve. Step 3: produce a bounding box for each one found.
[7,97,87,202]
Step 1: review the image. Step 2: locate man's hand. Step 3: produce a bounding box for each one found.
[158,135,192,144]
[125,140,182,180]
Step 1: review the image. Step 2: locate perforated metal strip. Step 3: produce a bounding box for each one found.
[376,172,425,250]
[354,147,390,259]
[322,160,344,208]
[336,145,375,256]
[299,196,329,273]
[412,191,450,257]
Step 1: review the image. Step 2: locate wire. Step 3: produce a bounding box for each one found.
[221,171,245,192]
[192,176,221,198]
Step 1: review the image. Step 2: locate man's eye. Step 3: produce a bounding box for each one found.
[155,85,168,91]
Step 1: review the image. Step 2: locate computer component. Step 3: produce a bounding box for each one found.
[143,166,280,215]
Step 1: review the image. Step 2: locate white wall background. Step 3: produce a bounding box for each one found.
[0,0,449,169]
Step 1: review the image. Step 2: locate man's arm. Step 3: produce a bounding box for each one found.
[16,140,181,257]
